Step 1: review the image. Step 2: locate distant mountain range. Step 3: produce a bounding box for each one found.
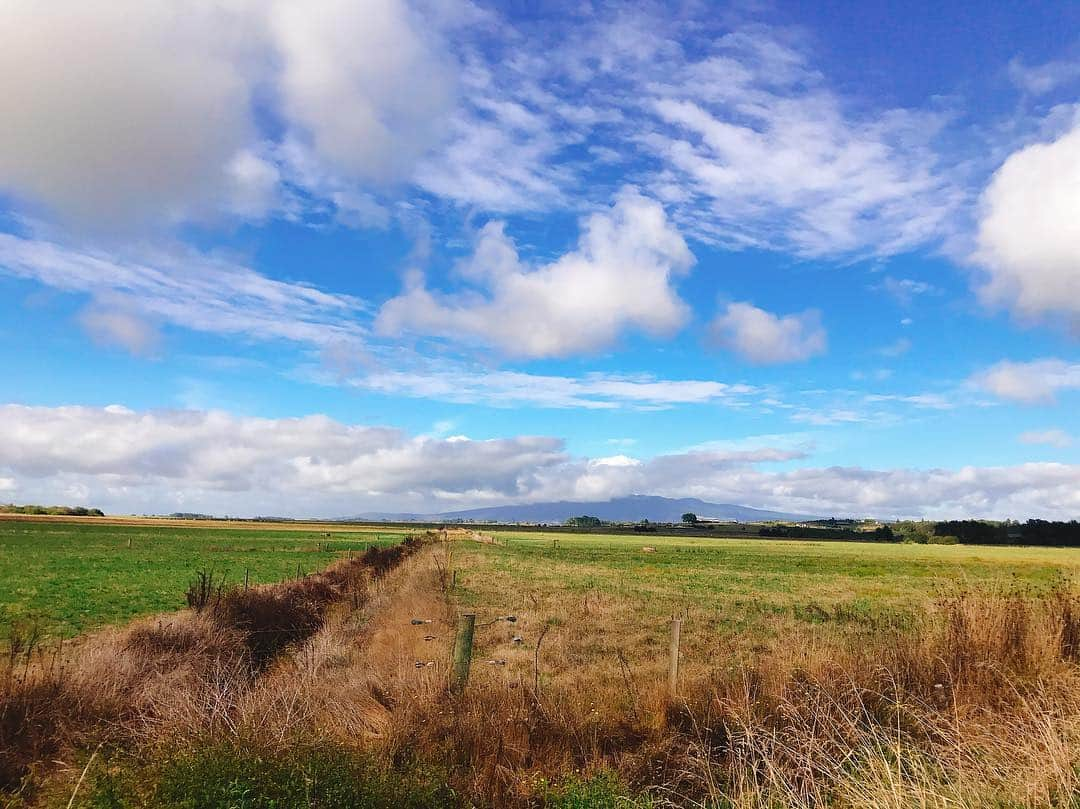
[349,495,814,524]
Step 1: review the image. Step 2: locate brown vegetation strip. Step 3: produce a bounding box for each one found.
[0,534,427,794]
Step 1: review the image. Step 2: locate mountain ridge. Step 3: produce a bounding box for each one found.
[348,495,815,524]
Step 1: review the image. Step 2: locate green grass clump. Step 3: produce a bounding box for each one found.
[85,743,455,809]
[542,771,653,808]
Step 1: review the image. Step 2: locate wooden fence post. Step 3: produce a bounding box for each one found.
[451,613,476,694]
[668,618,682,696]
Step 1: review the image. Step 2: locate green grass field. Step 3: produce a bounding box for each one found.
[452,530,1080,660]
[5,518,1080,647]
[0,519,410,640]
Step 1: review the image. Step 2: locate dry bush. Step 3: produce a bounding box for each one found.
[0,613,248,794]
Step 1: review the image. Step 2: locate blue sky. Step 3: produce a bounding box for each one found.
[1,0,1079,519]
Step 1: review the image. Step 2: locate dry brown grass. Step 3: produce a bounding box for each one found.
[5,537,1080,808]
[406,577,1080,807]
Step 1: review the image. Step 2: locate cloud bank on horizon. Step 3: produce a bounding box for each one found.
[0,0,1078,518]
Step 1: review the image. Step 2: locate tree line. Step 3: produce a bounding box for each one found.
[933,519,1080,547]
[1,503,105,517]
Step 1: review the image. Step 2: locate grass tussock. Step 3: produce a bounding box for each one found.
[0,535,428,799]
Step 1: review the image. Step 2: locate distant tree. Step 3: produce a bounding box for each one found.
[566,515,602,528]
[872,524,896,542]
[681,512,699,524]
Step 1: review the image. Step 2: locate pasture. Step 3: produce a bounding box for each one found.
[0,517,409,640]
[458,529,1080,641]
[4,519,1080,807]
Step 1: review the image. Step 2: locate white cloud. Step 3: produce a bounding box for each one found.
[0,0,258,230]
[880,277,939,306]
[270,0,457,185]
[640,31,960,257]
[0,0,460,231]
[78,304,161,357]
[972,359,1080,404]
[863,392,954,410]
[347,367,758,410]
[2,403,1078,519]
[376,189,694,358]
[790,409,869,426]
[0,2,971,262]
[709,302,826,364]
[877,337,912,358]
[0,234,368,352]
[413,57,574,211]
[1019,429,1073,448]
[1008,57,1080,96]
[0,404,567,516]
[975,120,1080,325]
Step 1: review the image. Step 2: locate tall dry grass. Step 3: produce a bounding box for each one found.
[366,570,1080,807]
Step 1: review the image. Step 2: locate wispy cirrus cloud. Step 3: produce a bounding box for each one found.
[0,234,369,351]
[1018,429,1073,448]
[347,367,759,410]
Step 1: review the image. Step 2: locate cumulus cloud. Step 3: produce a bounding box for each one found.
[709,302,826,364]
[270,0,457,184]
[1019,429,1073,448]
[376,189,694,358]
[0,0,258,229]
[972,359,1080,404]
[975,121,1080,325]
[0,404,567,516]
[0,0,459,231]
[2,403,1079,520]
[0,234,368,352]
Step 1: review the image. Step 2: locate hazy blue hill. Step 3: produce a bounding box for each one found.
[351,495,814,523]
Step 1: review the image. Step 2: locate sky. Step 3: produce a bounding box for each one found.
[1,0,1079,520]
